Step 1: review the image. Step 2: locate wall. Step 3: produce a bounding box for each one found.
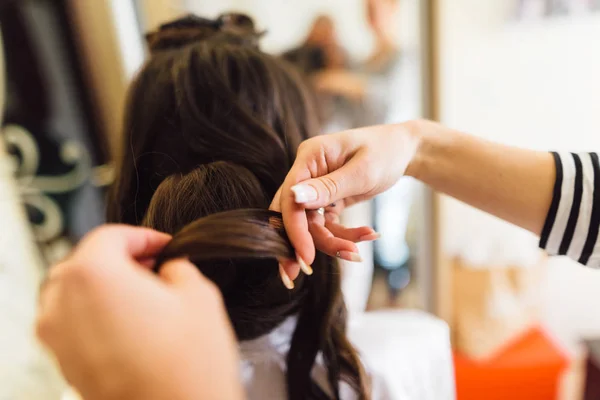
[437,0,600,353]
[438,0,600,150]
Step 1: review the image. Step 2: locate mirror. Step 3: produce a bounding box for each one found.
[135,0,435,312]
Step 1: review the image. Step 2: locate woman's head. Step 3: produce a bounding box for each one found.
[108,13,318,225]
[108,13,368,400]
[306,15,336,46]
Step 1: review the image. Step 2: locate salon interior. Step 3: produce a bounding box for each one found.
[2,0,600,399]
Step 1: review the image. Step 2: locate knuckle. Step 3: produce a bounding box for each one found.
[75,226,114,257]
[320,176,339,200]
[80,224,127,247]
[297,139,310,154]
[298,136,325,158]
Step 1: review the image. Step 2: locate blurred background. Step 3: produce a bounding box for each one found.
[2,0,600,399]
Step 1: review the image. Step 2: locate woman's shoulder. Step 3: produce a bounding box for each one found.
[348,310,455,400]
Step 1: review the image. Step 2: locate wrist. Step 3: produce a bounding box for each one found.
[403,120,430,180]
[404,120,457,187]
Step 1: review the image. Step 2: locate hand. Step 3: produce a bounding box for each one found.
[271,120,424,266]
[274,193,377,283]
[37,225,244,400]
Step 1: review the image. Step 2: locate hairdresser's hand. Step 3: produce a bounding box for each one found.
[271,121,423,265]
[273,188,377,283]
[37,225,244,400]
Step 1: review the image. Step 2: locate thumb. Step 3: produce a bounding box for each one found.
[159,258,206,289]
[290,156,366,209]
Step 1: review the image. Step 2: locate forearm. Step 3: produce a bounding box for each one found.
[407,121,555,236]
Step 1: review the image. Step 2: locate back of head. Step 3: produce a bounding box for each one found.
[108,13,369,400]
[108,13,318,225]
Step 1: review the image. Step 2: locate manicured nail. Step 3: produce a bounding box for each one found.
[279,265,295,290]
[336,251,363,262]
[359,232,381,242]
[297,256,313,275]
[291,184,318,203]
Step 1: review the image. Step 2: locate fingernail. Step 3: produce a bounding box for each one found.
[297,256,313,276]
[279,265,295,290]
[336,251,363,262]
[359,232,381,242]
[291,184,318,203]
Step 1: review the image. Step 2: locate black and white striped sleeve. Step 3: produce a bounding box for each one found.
[539,152,600,267]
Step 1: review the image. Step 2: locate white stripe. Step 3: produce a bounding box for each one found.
[546,153,576,255]
[567,153,595,261]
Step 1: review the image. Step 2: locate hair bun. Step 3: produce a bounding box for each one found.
[145,13,264,53]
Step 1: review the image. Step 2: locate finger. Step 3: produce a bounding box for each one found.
[270,186,283,212]
[117,226,172,260]
[74,225,171,264]
[325,201,345,216]
[272,185,310,281]
[325,212,340,224]
[277,162,315,263]
[279,263,295,290]
[308,223,362,262]
[290,154,367,209]
[159,258,205,289]
[325,221,378,242]
[275,135,355,265]
[279,258,301,282]
[280,253,314,284]
[136,257,157,269]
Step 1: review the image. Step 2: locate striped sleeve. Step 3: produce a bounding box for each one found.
[539,152,600,267]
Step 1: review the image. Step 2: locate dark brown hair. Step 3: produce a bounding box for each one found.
[107,13,369,400]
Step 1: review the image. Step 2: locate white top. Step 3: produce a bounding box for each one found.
[239,310,455,400]
[540,152,600,267]
[0,141,66,400]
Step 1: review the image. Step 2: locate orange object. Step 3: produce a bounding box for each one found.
[454,327,569,400]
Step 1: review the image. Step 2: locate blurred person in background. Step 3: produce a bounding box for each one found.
[317,0,420,298]
[282,15,363,132]
[313,0,417,127]
[282,13,373,313]
[362,0,420,297]
[286,0,420,303]
[282,15,347,75]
